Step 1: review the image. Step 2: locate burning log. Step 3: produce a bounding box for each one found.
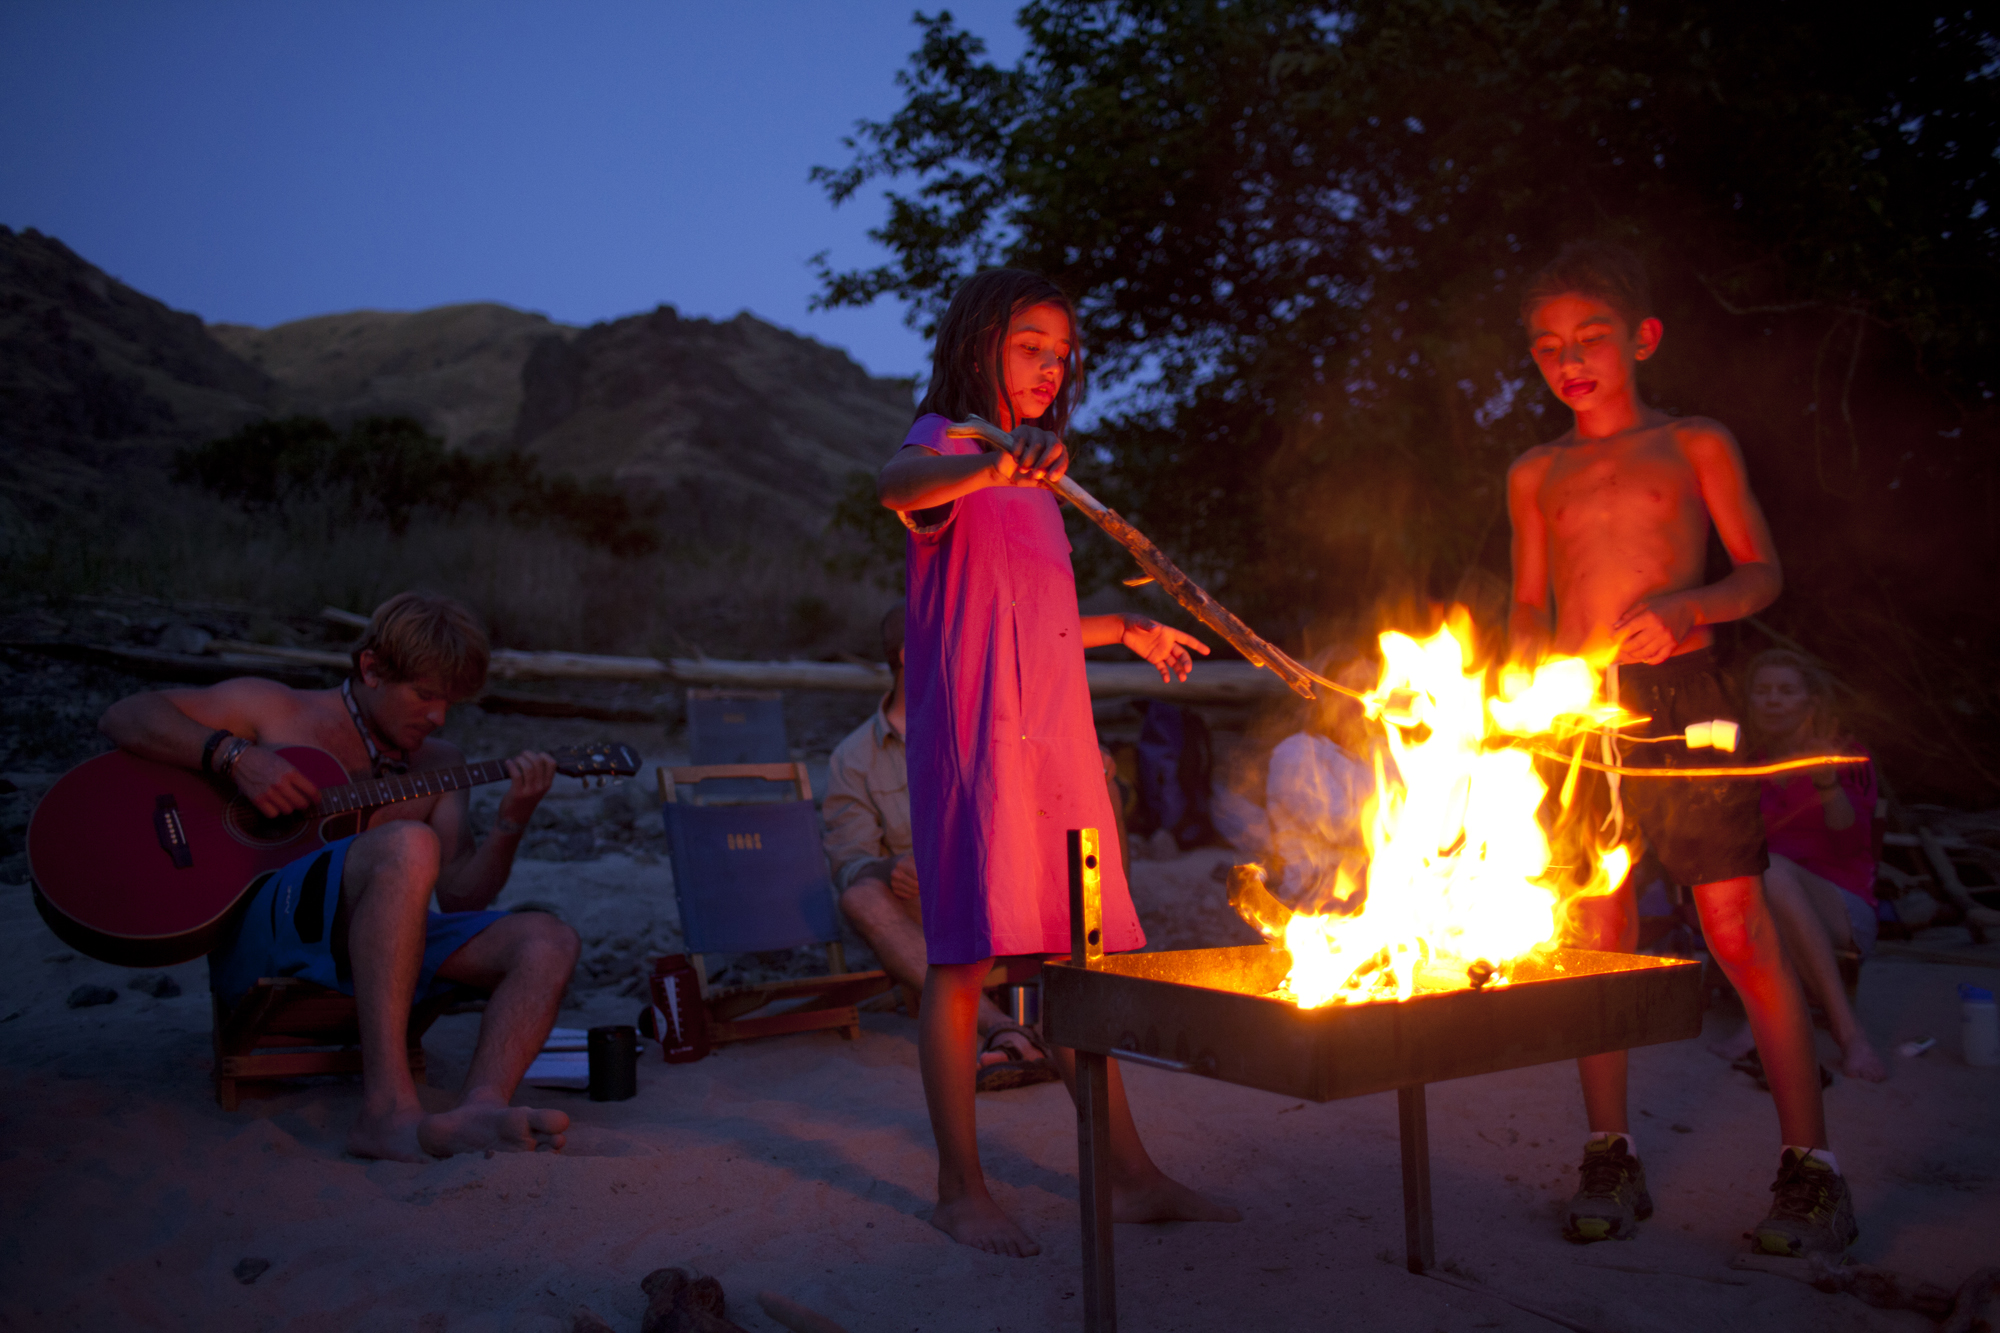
[946,416,1318,699]
[1225,862,1291,940]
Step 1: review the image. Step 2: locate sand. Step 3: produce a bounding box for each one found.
[5,779,1997,1331]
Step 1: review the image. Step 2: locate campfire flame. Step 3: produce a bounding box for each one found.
[1276,608,1634,1008]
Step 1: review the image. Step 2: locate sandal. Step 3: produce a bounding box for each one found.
[976,1022,1060,1093]
[1731,1048,1833,1091]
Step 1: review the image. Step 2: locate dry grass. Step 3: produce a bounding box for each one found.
[0,484,894,661]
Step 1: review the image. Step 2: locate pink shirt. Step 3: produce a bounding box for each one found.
[899,414,1144,963]
[1760,753,1877,903]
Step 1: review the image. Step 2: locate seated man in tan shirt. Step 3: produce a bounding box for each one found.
[823,608,1056,1090]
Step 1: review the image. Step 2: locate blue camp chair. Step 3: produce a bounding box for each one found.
[684,689,793,802]
[657,762,892,1046]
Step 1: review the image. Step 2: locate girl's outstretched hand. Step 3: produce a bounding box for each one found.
[1121,615,1210,683]
[991,425,1069,486]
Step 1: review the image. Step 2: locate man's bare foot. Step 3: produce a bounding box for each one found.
[416,1102,569,1158]
[932,1193,1040,1257]
[1113,1173,1241,1224]
[346,1107,430,1162]
[1838,1035,1888,1082]
[976,1028,1040,1070]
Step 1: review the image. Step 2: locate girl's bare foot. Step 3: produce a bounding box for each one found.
[417,1102,568,1157]
[1838,1035,1887,1082]
[931,1193,1040,1257]
[346,1107,430,1162]
[1113,1172,1241,1224]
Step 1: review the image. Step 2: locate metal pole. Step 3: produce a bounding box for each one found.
[1076,1048,1116,1331]
[1069,829,1116,1331]
[1397,1084,1435,1273]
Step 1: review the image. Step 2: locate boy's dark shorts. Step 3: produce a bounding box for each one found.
[1615,647,1768,888]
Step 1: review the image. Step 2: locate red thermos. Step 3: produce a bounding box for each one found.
[648,954,711,1063]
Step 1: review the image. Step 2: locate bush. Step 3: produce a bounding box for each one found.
[173,415,659,554]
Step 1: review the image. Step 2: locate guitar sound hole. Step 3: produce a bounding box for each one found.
[222,797,312,848]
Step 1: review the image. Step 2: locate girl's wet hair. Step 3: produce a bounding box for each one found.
[1520,239,1653,332]
[915,269,1084,436]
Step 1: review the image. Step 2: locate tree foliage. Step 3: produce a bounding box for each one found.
[174,415,661,555]
[816,1,2000,800]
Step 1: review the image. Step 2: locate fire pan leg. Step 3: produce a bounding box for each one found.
[1397,1084,1435,1274]
[1076,1048,1117,1332]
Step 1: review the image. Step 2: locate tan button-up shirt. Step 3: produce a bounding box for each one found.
[822,701,911,891]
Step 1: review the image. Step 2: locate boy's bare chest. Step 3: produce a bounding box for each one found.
[261,697,443,822]
[1538,436,1703,537]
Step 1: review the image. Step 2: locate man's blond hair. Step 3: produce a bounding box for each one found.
[351,592,489,699]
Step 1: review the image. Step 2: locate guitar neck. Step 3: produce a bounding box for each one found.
[317,759,513,815]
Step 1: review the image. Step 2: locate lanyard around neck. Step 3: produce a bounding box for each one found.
[342,677,409,777]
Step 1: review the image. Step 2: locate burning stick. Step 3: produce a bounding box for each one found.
[946,417,1318,699]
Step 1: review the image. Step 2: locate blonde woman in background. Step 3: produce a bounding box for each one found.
[1711,650,1887,1082]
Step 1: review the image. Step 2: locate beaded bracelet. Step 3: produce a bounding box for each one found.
[200,728,234,774]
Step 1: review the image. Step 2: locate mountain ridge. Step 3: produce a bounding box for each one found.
[1,226,915,538]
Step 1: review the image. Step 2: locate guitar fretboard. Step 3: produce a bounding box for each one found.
[316,760,514,815]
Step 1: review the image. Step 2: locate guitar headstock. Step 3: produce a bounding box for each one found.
[552,741,643,786]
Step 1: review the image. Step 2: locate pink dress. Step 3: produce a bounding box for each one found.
[900,414,1145,964]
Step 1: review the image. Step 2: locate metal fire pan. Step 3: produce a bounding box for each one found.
[1043,945,1702,1103]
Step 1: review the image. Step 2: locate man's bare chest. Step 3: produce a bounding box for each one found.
[261,699,442,822]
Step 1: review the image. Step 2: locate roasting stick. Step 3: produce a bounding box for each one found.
[1518,746,1871,781]
[947,416,1318,699]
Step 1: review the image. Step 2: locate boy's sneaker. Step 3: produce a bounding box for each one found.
[1752,1149,1858,1257]
[1562,1137,1653,1243]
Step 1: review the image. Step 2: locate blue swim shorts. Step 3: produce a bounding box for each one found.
[207,835,507,1006]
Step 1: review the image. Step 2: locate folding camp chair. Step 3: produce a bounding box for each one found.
[211,979,478,1110]
[658,762,893,1045]
[685,689,792,802]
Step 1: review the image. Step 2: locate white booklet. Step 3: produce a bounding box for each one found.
[522,1027,594,1088]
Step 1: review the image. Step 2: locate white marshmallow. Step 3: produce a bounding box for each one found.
[1685,720,1714,749]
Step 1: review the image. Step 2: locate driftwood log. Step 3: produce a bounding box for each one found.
[945,416,1318,700]
[1730,1255,2000,1328]
[203,639,1287,703]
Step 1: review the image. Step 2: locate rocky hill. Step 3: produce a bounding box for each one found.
[1,226,915,540]
[209,303,570,452]
[0,227,269,516]
[511,307,913,539]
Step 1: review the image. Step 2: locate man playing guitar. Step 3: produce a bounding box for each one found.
[97,592,579,1161]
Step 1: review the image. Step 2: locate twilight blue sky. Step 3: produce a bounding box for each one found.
[0,3,1028,380]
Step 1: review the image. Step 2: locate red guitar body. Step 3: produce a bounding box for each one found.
[29,746,362,967]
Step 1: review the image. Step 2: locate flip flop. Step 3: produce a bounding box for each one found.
[976,1022,1060,1093]
[1731,1049,1833,1091]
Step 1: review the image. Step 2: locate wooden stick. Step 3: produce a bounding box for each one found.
[946,416,1317,699]
[1918,826,2000,938]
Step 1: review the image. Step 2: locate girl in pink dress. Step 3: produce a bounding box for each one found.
[878,268,1239,1256]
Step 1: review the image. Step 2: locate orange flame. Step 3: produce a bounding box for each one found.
[1276,608,1634,1007]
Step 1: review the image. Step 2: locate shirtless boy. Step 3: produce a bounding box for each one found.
[1507,240,1855,1257]
[97,593,580,1162]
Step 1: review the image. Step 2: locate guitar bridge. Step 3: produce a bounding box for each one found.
[154,794,194,870]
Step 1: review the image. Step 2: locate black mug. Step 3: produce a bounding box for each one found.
[587,1024,639,1101]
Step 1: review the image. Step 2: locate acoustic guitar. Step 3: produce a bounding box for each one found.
[28,741,642,967]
